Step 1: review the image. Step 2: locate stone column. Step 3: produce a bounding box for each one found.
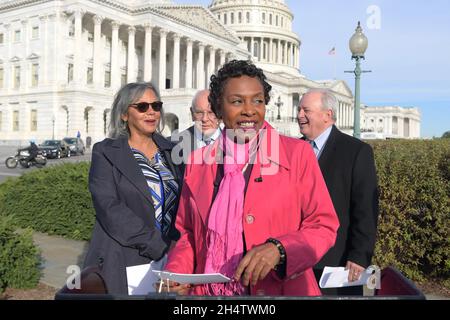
[48,12,64,87]
[185,38,193,89]
[207,46,216,86]
[93,15,103,87]
[383,116,388,135]
[337,102,341,127]
[259,38,263,61]
[387,116,392,136]
[110,21,120,90]
[158,29,167,91]
[219,49,226,68]
[350,104,354,128]
[143,24,153,82]
[284,41,288,65]
[250,37,255,57]
[127,26,136,83]
[73,9,84,85]
[293,45,297,68]
[286,42,291,66]
[269,38,273,63]
[342,103,347,127]
[347,104,351,128]
[21,20,29,58]
[172,33,181,89]
[278,40,282,64]
[21,20,29,91]
[197,42,205,89]
[39,16,48,85]
[2,25,9,91]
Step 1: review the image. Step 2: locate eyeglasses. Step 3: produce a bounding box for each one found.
[193,110,217,120]
[129,101,163,113]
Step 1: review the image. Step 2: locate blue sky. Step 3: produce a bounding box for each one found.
[175,0,450,137]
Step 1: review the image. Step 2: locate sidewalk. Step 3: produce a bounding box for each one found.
[32,232,89,290]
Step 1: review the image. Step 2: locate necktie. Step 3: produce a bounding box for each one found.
[309,140,319,158]
[204,139,213,146]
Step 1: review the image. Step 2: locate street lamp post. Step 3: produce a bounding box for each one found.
[345,21,371,139]
[275,96,283,120]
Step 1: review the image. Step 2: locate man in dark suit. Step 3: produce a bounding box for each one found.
[171,89,221,169]
[298,89,379,295]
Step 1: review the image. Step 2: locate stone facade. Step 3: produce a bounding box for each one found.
[0,0,358,145]
[361,105,421,139]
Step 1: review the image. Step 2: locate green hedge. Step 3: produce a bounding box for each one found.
[0,216,41,293]
[0,162,95,241]
[0,140,449,287]
[369,139,450,286]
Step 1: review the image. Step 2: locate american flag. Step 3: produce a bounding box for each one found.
[328,47,336,55]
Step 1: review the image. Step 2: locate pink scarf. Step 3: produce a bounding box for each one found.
[203,124,266,296]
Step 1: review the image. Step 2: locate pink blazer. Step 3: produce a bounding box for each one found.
[165,125,339,296]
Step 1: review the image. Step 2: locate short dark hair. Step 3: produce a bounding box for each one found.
[208,60,272,118]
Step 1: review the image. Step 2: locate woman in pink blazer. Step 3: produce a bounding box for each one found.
[163,60,339,296]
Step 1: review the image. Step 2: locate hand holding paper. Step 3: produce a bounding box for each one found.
[319,266,372,288]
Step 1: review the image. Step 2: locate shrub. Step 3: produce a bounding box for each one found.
[0,216,41,293]
[0,162,95,241]
[0,140,448,288]
[369,139,450,285]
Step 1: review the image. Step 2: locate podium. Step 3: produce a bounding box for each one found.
[54,266,425,300]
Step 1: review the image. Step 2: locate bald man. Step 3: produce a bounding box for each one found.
[171,90,221,169]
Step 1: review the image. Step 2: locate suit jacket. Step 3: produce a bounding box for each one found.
[314,125,379,270]
[165,124,339,296]
[84,134,183,295]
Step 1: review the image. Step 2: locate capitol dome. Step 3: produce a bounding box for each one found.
[209,0,301,76]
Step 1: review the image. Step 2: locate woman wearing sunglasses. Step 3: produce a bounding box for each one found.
[84,82,182,295]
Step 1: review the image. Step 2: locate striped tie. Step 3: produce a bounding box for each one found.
[308,140,319,158]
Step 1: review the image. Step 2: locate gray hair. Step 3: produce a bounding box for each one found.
[108,82,165,139]
[303,88,338,122]
[190,89,210,112]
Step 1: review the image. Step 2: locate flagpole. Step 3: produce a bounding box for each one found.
[329,46,337,80]
[333,46,337,80]
[333,53,336,80]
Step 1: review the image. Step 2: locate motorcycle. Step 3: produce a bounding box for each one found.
[5,149,47,169]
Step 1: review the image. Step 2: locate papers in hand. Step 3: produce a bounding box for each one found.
[319,266,372,288]
[152,270,231,285]
[126,255,167,295]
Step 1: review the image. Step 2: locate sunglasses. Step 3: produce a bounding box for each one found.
[129,101,163,113]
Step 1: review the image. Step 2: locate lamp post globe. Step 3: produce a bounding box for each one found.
[349,21,369,139]
[349,21,369,59]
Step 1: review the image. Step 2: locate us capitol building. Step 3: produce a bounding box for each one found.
[0,0,420,145]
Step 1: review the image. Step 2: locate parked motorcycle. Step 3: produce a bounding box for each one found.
[5,149,47,169]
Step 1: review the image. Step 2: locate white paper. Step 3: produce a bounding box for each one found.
[319,266,371,288]
[126,255,167,295]
[152,270,231,285]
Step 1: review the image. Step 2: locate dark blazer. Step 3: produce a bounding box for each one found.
[84,133,182,295]
[313,125,379,271]
[170,125,196,176]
